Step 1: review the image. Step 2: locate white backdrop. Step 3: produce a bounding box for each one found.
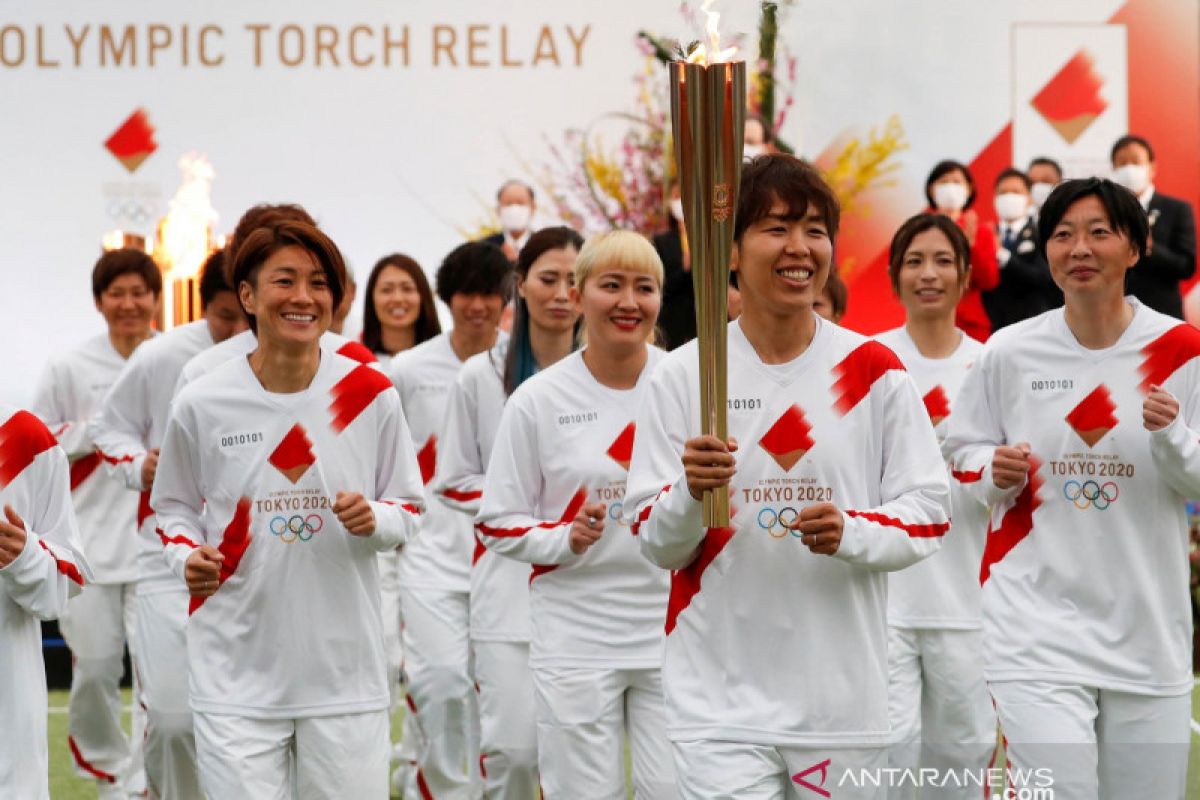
[0,0,1142,406]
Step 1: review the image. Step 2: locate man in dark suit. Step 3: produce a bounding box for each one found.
[983,168,1062,331]
[1111,134,1197,318]
[482,179,537,263]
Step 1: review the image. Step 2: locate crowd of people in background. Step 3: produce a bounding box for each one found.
[1,124,1198,800]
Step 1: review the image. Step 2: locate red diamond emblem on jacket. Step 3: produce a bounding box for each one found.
[759,404,814,472]
[923,385,951,427]
[1065,385,1118,448]
[607,422,636,471]
[268,424,316,483]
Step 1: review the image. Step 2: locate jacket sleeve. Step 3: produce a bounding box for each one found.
[970,225,1001,292]
[475,393,577,566]
[149,403,205,582]
[367,389,425,551]
[624,360,707,570]
[1148,364,1200,498]
[91,355,152,491]
[943,346,1021,509]
[432,370,486,516]
[30,360,94,460]
[0,444,90,619]
[832,370,950,571]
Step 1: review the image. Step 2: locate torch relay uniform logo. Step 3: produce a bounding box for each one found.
[270,514,324,543]
[268,424,317,483]
[1031,49,1108,144]
[1064,384,1117,448]
[606,422,636,471]
[104,108,158,173]
[759,404,815,471]
[922,385,951,426]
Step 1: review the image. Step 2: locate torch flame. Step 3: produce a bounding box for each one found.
[686,0,739,64]
[154,152,218,281]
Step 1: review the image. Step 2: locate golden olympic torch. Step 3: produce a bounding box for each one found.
[669,54,745,528]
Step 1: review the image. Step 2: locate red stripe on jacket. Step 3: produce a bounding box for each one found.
[189,497,253,615]
[1138,323,1200,394]
[844,509,949,539]
[831,341,905,416]
[0,410,57,488]
[665,526,735,634]
[979,456,1044,585]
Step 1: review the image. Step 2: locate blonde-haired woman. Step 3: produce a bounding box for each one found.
[476,231,674,798]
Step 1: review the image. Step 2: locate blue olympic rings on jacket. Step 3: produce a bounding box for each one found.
[757,506,802,539]
[270,514,324,543]
[1062,480,1119,511]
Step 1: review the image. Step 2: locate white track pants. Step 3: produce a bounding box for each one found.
[58,581,146,796]
[400,586,480,799]
[474,641,538,800]
[194,710,390,800]
[533,665,673,800]
[672,739,888,799]
[379,550,404,707]
[887,626,998,800]
[135,588,202,799]
[989,680,1190,800]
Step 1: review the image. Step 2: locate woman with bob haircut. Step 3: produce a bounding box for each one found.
[434,225,583,799]
[151,219,425,799]
[875,214,996,799]
[923,160,1000,341]
[476,230,675,799]
[624,154,950,798]
[945,178,1200,799]
[360,253,441,364]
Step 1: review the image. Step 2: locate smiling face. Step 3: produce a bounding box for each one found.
[521,246,578,335]
[373,264,423,335]
[731,199,834,321]
[1045,194,1139,304]
[573,265,661,351]
[448,291,505,339]
[95,272,158,340]
[896,227,968,322]
[239,245,333,350]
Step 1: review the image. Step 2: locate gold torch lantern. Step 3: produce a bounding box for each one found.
[669,57,745,527]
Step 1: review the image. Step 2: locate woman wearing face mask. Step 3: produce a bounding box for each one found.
[875,215,997,800]
[361,253,442,367]
[152,219,425,798]
[984,168,1063,332]
[924,160,1000,341]
[652,182,697,350]
[476,231,675,799]
[434,226,583,800]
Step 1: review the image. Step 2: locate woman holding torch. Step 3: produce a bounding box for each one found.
[624,155,950,798]
[476,230,674,799]
[151,219,425,798]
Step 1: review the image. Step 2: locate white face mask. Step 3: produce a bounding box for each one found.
[1112,164,1151,195]
[743,144,765,160]
[499,203,533,233]
[669,198,685,222]
[932,182,969,213]
[993,192,1030,223]
[1030,182,1055,209]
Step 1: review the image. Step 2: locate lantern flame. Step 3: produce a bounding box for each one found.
[686,0,739,64]
[154,152,218,281]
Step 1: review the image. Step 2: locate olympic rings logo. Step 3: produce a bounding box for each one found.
[757,506,802,539]
[1062,480,1119,511]
[607,503,622,521]
[105,199,157,224]
[270,514,324,543]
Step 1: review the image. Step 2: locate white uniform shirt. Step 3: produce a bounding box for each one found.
[876,327,988,629]
[624,319,950,746]
[32,334,141,584]
[151,352,424,718]
[944,301,1200,696]
[175,328,376,394]
[433,341,532,642]
[0,405,90,798]
[388,332,506,594]
[477,348,669,670]
[92,320,214,594]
